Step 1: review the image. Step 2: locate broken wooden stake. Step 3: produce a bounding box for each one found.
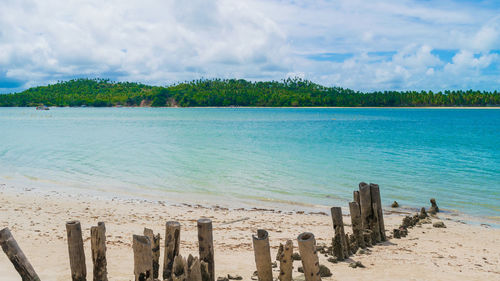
[164,221,181,281]
[348,201,365,248]
[133,235,153,281]
[0,227,40,281]
[144,228,160,279]
[252,229,273,281]
[330,207,348,259]
[91,222,107,281]
[197,218,214,281]
[277,240,293,281]
[187,254,202,281]
[66,220,87,281]
[297,232,321,281]
[370,183,386,241]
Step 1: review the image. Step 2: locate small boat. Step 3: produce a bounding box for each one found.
[36,105,50,110]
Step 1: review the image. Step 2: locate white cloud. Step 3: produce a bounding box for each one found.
[0,0,499,92]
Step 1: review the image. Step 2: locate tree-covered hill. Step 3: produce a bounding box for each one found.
[0,78,499,107]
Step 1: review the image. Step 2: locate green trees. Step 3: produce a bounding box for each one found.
[0,78,498,107]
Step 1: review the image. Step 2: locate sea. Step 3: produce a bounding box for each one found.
[0,107,498,223]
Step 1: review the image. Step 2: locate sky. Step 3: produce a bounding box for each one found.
[1,0,500,93]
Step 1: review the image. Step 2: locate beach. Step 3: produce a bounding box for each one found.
[1,183,498,281]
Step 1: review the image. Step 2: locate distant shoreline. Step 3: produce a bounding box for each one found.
[3,106,500,109]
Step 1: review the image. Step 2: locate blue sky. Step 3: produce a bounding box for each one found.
[1,0,500,93]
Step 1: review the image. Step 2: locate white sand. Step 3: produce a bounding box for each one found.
[1,184,499,281]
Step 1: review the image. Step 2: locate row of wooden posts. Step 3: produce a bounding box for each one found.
[0,182,386,281]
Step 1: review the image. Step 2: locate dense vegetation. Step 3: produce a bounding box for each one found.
[0,78,499,107]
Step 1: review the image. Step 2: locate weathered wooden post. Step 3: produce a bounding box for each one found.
[370,183,386,241]
[187,254,202,281]
[0,227,40,281]
[297,232,321,281]
[353,191,360,205]
[133,235,153,281]
[252,229,273,281]
[330,207,348,259]
[348,202,365,248]
[66,220,87,281]
[358,182,372,232]
[164,221,181,280]
[172,255,187,281]
[91,222,107,281]
[197,218,214,281]
[144,228,160,279]
[277,240,293,281]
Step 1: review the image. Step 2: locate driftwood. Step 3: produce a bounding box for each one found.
[91,222,107,281]
[252,229,273,281]
[330,207,348,259]
[197,218,214,281]
[348,202,365,248]
[297,232,321,281]
[133,235,153,281]
[164,221,181,280]
[370,183,386,241]
[187,254,202,281]
[0,227,40,281]
[144,228,160,279]
[66,221,87,281]
[277,240,293,281]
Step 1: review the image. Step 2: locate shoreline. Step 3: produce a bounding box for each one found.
[2,176,498,229]
[1,182,500,280]
[3,106,500,109]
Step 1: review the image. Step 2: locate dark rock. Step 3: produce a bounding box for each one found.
[291,252,301,261]
[349,261,365,268]
[319,265,332,277]
[391,201,399,208]
[429,198,439,214]
[433,221,446,228]
[217,277,229,281]
[393,229,401,239]
[298,266,304,273]
[327,257,338,263]
[419,207,428,219]
[228,274,242,280]
[272,261,277,268]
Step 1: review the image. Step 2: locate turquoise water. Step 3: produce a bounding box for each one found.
[0,108,499,219]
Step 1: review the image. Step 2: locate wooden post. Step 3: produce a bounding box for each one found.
[200,261,210,281]
[91,222,107,281]
[277,240,293,281]
[172,255,187,281]
[197,218,214,281]
[144,228,160,279]
[164,221,181,280]
[353,191,360,205]
[330,207,348,259]
[252,229,273,281]
[0,228,40,281]
[66,220,87,281]
[297,232,321,281]
[348,202,365,248]
[133,235,153,281]
[187,254,202,281]
[358,182,372,233]
[370,183,386,241]
[371,202,381,243]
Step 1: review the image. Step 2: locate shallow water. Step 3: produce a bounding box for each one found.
[0,107,498,219]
